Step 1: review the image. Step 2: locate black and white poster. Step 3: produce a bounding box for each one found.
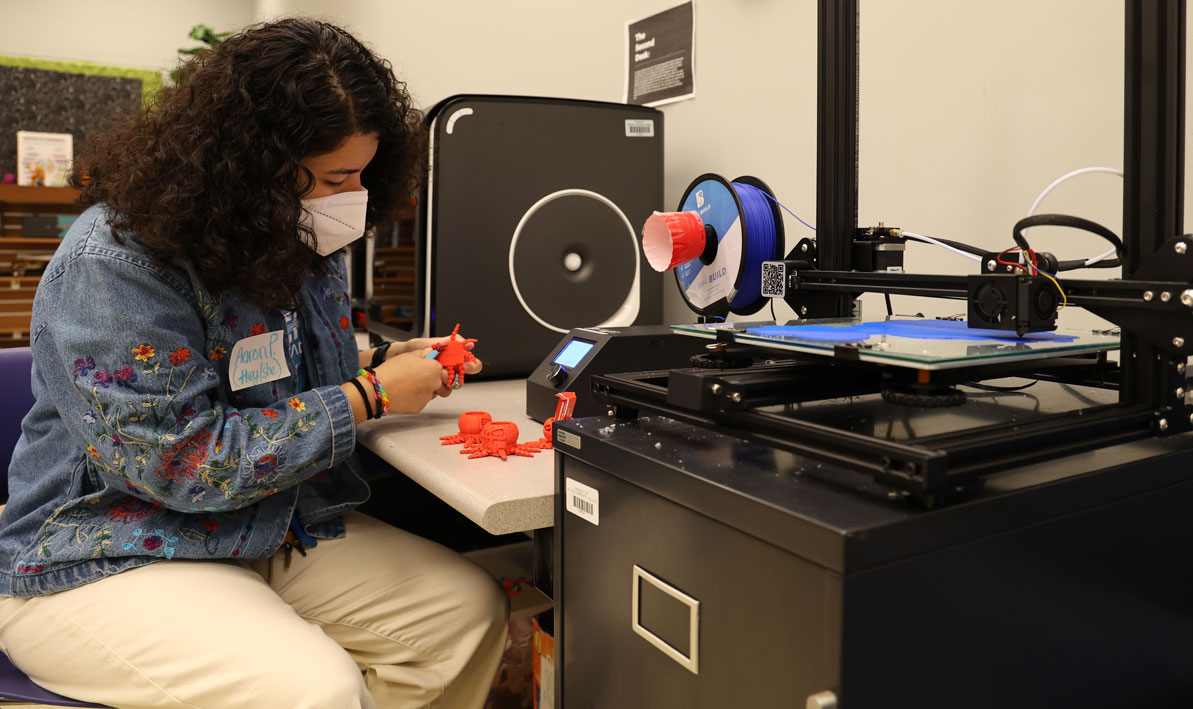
[625,1,695,107]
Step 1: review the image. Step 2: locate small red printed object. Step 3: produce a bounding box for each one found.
[527,392,576,450]
[553,392,576,420]
[440,410,493,446]
[526,418,556,451]
[461,421,540,461]
[432,323,479,388]
[500,576,534,598]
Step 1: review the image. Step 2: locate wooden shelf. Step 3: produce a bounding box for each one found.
[0,276,42,288]
[374,275,415,285]
[0,237,63,247]
[0,186,411,349]
[0,184,82,205]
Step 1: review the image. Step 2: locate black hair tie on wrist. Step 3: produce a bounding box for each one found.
[370,342,392,369]
[348,377,375,420]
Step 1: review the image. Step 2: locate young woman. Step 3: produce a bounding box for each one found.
[0,18,505,709]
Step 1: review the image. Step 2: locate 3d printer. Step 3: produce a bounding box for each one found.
[546,4,1193,706]
[582,2,1192,509]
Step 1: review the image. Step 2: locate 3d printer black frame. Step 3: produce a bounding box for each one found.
[591,0,1192,507]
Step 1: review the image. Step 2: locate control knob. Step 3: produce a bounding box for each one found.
[546,364,569,387]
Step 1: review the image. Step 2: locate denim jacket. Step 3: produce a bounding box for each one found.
[0,205,369,596]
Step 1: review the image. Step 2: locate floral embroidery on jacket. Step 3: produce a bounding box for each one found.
[113,366,137,387]
[121,528,178,557]
[72,356,95,377]
[63,340,325,514]
[251,452,288,485]
[154,431,214,482]
[178,518,221,555]
[3,220,365,596]
[105,497,162,524]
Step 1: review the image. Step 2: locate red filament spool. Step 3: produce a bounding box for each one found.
[641,211,711,271]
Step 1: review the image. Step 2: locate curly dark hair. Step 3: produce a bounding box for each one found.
[74,17,425,310]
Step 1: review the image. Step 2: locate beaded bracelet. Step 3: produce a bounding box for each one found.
[357,367,390,417]
[347,377,375,420]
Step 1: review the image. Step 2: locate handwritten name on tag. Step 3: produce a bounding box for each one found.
[229,330,290,391]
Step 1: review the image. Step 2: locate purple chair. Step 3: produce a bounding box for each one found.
[0,346,35,502]
[0,346,107,707]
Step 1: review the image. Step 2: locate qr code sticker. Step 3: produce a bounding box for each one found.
[761,261,786,297]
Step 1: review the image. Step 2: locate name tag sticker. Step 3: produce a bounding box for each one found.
[228,330,290,391]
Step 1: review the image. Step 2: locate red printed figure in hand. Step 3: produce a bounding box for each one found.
[430,323,479,388]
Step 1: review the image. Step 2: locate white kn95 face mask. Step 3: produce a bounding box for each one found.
[300,189,369,256]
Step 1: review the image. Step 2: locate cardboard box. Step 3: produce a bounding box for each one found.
[533,611,555,709]
[486,585,552,709]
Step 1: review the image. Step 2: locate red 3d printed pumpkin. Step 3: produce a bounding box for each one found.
[440,410,493,446]
[461,421,539,461]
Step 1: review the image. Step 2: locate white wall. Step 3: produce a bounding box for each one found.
[255,0,821,323]
[255,0,674,114]
[260,0,1185,332]
[0,0,256,70]
[6,0,1188,334]
[858,0,1126,331]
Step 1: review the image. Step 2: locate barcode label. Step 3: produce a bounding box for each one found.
[761,261,786,297]
[625,119,655,137]
[565,478,599,525]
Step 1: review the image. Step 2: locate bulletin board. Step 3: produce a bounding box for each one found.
[0,57,163,178]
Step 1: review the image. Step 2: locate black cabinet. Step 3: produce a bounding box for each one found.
[552,416,1193,709]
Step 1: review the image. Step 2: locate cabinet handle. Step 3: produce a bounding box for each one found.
[631,565,700,675]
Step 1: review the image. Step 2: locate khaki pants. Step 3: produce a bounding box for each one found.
[0,512,509,709]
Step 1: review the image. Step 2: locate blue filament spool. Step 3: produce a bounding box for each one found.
[672,173,784,316]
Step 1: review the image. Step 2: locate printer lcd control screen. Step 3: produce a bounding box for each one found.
[552,339,595,368]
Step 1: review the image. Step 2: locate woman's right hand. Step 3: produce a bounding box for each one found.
[372,349,447,414]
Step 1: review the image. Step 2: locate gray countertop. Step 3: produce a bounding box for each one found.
[355,378,554,534]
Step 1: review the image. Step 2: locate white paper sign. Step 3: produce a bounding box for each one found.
[228,330,290,391]
[625,1,696,107]
[17,131,73,187]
